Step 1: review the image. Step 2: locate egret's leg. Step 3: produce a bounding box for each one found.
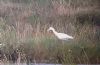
[61,40,65,54]
[62,41,65,47]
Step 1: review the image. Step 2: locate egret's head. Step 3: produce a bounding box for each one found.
[47,27,55,32]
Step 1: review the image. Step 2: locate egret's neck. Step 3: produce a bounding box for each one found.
[52,29,58,35]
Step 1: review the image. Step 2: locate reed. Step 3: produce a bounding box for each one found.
[0,0,100,64]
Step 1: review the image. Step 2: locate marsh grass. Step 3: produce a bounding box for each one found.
[0,0,100,64]
[0,32,100,64]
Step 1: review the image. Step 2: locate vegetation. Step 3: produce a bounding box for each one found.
[0,0,100,64]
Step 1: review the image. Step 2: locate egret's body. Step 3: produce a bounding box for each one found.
[47,27,74,40]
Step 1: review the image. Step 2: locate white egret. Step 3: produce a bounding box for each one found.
[47,27,74,40]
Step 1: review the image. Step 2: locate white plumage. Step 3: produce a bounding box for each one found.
[47,27,74,40]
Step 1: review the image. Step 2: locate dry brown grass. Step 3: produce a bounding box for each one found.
[0,0,100,64]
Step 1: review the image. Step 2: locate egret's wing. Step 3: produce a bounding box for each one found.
[57,33,73,39]
[65,34,73,39]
